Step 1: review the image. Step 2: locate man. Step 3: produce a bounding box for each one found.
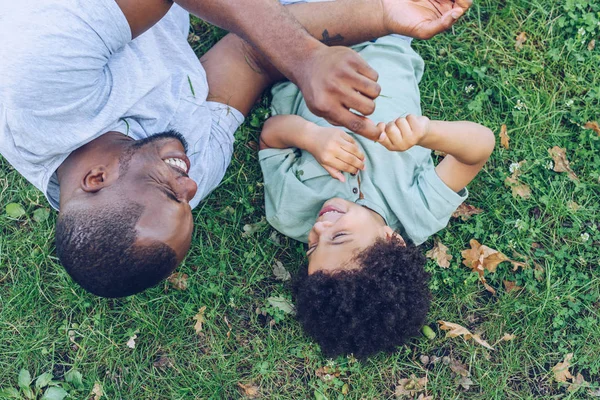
[0,0,471,297]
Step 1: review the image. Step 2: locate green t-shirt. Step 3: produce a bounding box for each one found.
[259,35,467,245]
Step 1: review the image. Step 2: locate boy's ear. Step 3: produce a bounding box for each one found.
[383,226,405,246]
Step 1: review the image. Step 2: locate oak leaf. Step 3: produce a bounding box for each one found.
[515,32,527,51]
[589,39,596,52]
[91,382,103,400]
[461,239,511,294]
[552,353,574,383]
[503,280,523,293]
[193,306,207,334]
[394,374,428,398]
[452,203,484,221]
[504,176,531,199]
[237,382,260,398]
[568,373,588,393]
[425,239,452,269]
[584,121,600,136]
[500,124,510,149]
[438,320,495,350]
[548,146,578,181]
[167,272,189,291]
[272,260,291,281]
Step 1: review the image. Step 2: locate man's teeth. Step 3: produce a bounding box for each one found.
[164,158,187,173]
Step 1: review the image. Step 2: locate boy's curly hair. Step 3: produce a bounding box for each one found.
[293,236,431,359]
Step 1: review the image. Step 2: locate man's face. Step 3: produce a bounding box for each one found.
[306,198,398,274]
[114,132,198,264]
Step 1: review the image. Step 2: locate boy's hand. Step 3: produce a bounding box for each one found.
[309,126,366,182]
[376,114,431,152]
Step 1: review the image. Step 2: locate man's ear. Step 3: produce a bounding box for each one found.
[383,226,405,246]
[81,166,114,193]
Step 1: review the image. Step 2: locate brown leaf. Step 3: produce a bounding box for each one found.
[552,353,574,383]
[452,203,484,221]
[449,358,470,377]
[548,146,578,181]
[395,374,428,397]
[589,39,596,51]
[91,382,103,400]
[461,239,510,294]
[584,121,600,136]
[501,333,516,341]
[503,280,523,292]
[153,354,175,369]
[425,239,453,269]
[568,373,588,393]
[500,124,510,149]
[315,366,340,382]
[237,382,260,398]
[504,175,532,199]
[272,260,291,281]
[438,320,495,350]
[193,306,207,334]
[167,272,189,291]
[456,376,474,391]
[515,32,527,51]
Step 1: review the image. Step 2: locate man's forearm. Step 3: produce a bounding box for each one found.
[175,0,387,82]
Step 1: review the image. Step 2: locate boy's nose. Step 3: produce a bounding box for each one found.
[312,220,333,235]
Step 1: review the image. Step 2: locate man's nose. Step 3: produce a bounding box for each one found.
[176,176,198,202]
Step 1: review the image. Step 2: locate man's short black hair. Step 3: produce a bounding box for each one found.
[55,202,178,297]
[293,236,431,359]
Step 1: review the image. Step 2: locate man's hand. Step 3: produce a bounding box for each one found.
[381,0,473,39]
[376,114,431,152]
[307,125,366,182]
[293,45,382,140]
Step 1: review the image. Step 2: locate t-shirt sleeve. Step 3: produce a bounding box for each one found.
[404,168,468,245]
[2,0,131,112]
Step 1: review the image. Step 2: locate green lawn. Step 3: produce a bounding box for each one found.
[1,0,599,398]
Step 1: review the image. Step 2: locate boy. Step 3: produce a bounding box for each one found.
[259,35,495,358]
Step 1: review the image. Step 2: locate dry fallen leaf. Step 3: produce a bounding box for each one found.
[500,124,510,149]
[237,382,260,398]
[568,373,588,393]
[584,121,600,136]
[457,376,474,391]
[242,217,267,237]
[452,203,484,221]
[461,239,511,294]
[167,272,189,291]
[153,354,175,369]
[449,358,470,377]
[425,239,453,269]
[91,382,103,400]
[193,306,207,334]
[589,39,596,51]
[501,333,516,341]
[552,353,574,383]
[515,32,527,51]
[272,260,291,281]
[503,280,523,293]
[316,366,341,382]
[394,374,428,398]
[438,320,495,350]
[126,334,137,349]
[548,146,578,181]
[504,175,532,199]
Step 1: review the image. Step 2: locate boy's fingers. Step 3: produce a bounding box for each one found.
[377,132,394,150]
[336,151,364,171]
[386,121,402,144]
[395,117,412,136]
[341,140,365,161]
[323,165,346,182]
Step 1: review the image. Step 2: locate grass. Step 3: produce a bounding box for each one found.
[1,0,599,398]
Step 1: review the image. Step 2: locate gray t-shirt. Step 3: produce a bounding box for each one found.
[0,0,243,210]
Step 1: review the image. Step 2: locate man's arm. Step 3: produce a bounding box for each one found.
[114,0,471,139]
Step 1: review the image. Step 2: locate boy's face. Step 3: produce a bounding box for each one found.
[307,198,401,274]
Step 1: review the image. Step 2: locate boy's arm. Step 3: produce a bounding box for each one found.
[260,115,365,181]
[378,116,495,192]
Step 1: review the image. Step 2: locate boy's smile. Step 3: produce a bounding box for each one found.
[307,198,401,274]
